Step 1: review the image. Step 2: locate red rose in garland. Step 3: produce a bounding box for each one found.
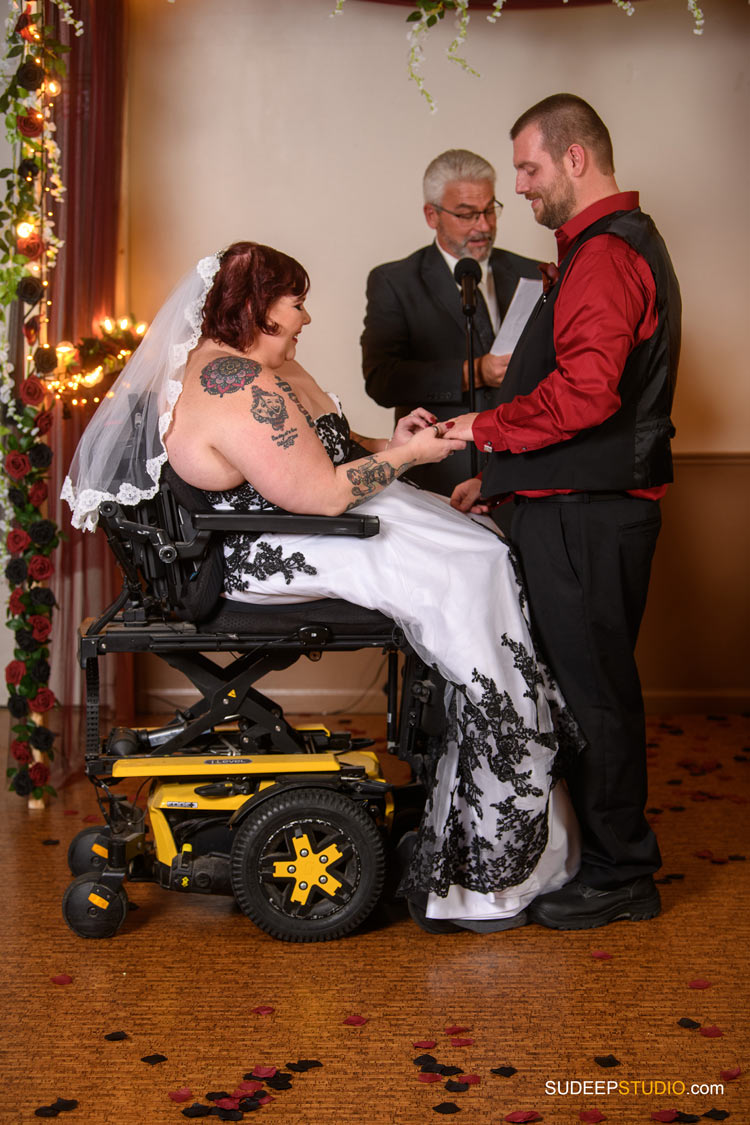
[28,687,56,713]
[28,481,48,507]
[19,375,45,407]
[7,527,31,554]
[8,588,26,615]
[17,233,44,261]
[11,740,32,764]
[16,112,43,138]
[35,409,53,436]
[4,451,31,480]
[29,615,52,642]
[5,660,27,684]
[28,554,54,581]
[29,761,50,786]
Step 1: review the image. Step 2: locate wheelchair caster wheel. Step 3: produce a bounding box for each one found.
[62,873,129,939]
[67,825,112,876]
[230,787,385,943]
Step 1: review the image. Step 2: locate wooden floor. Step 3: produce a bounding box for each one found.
[2,713,748,1124]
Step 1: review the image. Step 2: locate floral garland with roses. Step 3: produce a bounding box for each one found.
[1,1,83,802]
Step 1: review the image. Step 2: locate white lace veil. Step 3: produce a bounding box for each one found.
[61,254,221,531]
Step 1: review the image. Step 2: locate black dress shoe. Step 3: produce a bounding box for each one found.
[528,876,661,930]
[407,898,465,934]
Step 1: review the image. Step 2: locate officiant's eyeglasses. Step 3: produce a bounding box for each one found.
[432,199,503,224]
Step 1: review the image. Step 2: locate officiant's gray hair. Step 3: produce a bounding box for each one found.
[423,149,496,207]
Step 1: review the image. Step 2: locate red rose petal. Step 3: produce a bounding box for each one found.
[650,1113,679,1123]
[688,978,712,989]
[450,1037,474,1047]
[82,813,100,823]
[579,1112,607,1123]
[700,1025,724,1037]
[590,950,613,960]
[63,809,79,816]
[444,1024,470,1035]
[256,1095,274,1105]
[693,850,714,859]
[413,1039,438,1048]
[167,1088,193,1103]
[251,1065,277,1078]
[215,1098,240,1110]
[504,1113,542,1123]
[462,1074,481,1085]
[234,1081,263,1095]
[720,1066,741,1081]
[343,1014,368,1025]
[251,1005,275,1015]
[418,1072,443,1083]
[50,974,73,985]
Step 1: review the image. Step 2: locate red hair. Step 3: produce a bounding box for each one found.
[201,241,309,351]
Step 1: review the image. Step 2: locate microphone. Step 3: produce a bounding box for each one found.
[454,257,482,316]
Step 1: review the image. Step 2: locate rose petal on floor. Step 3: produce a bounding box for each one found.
[677,1018,701,1029]
[579,1111,607,1123]
[450,1038,474,1047]
[250,1065,277,1078]
[593,1054,620,1068]
[168,1088,194,1103]
[504,1112,542,1123]
[688,979,712,989]
[141,1053,168,1065]
[699,1026,724,1038]
[50,974,73,986]
[343,1014,367,1026]
[251,1005,275,1015]
[418,1072,444,1083]
[433,1104,461,1115]
[491,1065,517,1077]
[590,951,613,960]
[719,1066,741,1080]
[413,1039,438,1048]
[444,1025,470,1035]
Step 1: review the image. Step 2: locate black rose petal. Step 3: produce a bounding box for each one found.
[31,587,56,608]
[5,558,28,584]
[18,158,40,180]
[285,1059,322,1072]
[16,60,45,90]
[206,1091,231,1102]
[215,1111,243,1123]
[140,1053,167,1065]
[421,1063,445,1074]
[433,1104,461,1115]
[666,778,683,785]
[728,854,746,861]
[16,276,44,305]
[414,1054,437,1066]
[238,1097,262,1112]
[444,1080,469,1092]
[701,1114,730,1122]
[11,769,33,796]
[181,1106,213,1119]
[42,838,59,846]
[49,1099,78,1113]
[30,660,51,683]
[677,1018,701,1029]
[104,1030,129,1041]
[490,1066,517,1077]
[733,754,748,763]
[265,1073,293,1090]
[594,1054,620,1068]
[30,519,56,546]
[675,1114,701,1123]
[34,1107,59,1119]
[28,442,53,469]
[8,694,29,718]
[33,346,58,375]
[30,725,55,751]
[439,1066,464,1077]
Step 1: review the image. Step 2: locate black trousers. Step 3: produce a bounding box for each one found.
[510,495,663,888]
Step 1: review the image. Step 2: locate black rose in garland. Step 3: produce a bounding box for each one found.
[28,442,53,470]
[33,345,57,375]
[15,60,44,91]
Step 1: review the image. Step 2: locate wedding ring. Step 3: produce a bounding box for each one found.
[432,423,440,436]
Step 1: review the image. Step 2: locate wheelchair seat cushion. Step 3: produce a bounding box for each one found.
[200,596,398,639]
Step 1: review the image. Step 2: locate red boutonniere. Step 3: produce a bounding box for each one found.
[538,261,560,296]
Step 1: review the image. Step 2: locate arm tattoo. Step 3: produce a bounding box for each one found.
[250,385,299,448]
[273,376,316,430]
[344,455,416,510]
[200,356,261,396]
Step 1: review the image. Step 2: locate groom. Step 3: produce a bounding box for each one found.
[449,94,681,930]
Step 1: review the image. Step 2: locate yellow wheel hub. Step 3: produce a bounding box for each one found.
[272,832,343,905]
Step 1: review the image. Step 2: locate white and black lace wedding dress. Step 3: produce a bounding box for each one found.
[201,399,581,925]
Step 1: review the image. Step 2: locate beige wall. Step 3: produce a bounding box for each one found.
[121,0,748,712]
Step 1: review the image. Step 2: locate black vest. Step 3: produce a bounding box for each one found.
[481,207,681,496]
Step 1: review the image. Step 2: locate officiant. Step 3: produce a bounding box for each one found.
[361,147,540,495]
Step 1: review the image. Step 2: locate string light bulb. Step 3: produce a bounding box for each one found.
[44,78,61,97]
[17,221,35,238]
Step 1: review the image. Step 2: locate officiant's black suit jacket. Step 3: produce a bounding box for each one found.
[361,242,540,495]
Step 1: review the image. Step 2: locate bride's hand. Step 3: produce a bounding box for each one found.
[405,420,466,465]
[389,407,438,449]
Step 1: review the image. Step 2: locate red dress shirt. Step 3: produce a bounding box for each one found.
[472,191,667,501]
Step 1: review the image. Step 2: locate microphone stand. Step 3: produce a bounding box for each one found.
[463,307,478,476]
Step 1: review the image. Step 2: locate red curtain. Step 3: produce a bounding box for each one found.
[46,0,131,780]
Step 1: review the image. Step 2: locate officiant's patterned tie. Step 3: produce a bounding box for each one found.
[473,289,495,356]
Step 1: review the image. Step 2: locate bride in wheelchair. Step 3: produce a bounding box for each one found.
[64,240,580,936]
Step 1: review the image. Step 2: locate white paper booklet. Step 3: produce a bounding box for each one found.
[490,276,543,356]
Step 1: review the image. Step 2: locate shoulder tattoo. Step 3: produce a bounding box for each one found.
[250,385,299,449]
[200,356,262,396]
[273,376,315,429]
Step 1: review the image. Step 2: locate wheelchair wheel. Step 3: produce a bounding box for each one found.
[62,873,129,939]
[67,825,112,876]
[230,787,385,942]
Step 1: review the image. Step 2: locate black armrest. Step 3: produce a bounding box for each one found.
[192,512,380,538]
